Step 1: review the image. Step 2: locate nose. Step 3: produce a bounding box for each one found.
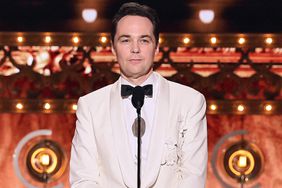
[131,41,140,53]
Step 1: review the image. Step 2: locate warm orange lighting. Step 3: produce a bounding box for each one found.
[210,104,217,111]
[238,155,247,168]
[72,104,78,111]
[44,103,51,110]
[17,36,24,43]
[44,36,52,43]
[238,37,246,44]
[16,103,24,110]
[265,37,273,45]
[158,37,163,44]
[39,154,51,166]
[100,36,107,43]
[210,37,217,44]
[183,37,190,44]
[264,104,272,111]
[72,36,80,44]
[237,104,245,112]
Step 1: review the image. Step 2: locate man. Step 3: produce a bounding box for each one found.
[70,2,207,188]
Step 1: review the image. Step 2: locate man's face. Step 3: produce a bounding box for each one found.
[112,15,158,83]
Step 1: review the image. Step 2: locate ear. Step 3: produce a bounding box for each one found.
[111,42,116,56]
[155,44,159,55]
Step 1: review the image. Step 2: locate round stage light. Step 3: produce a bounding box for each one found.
[265,37,273,45]
[100,36,107,43]
[199,9,215,24]
[72,104,78,111]
[16,103,24,110]
[237,104,245,112]
[210,104,217,111]
[26,139,67,183]
[17,36,24,43]
[44,36,52,43]
[183,37,190,44]
[264,104,272,112]
[82,8,97,23]
[72,36,80,44]
[223,140,263,184]
[238,38,246,45]
[210,37,217,44]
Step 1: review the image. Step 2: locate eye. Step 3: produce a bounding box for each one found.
[120,38,130,43]
[140,38,150,43]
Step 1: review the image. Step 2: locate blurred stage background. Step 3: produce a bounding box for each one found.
[0,0,282,187]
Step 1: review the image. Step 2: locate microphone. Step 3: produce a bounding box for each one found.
[131,86,145,114]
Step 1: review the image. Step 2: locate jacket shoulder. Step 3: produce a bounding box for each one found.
[168,80,203,97]
[79,83,114,104]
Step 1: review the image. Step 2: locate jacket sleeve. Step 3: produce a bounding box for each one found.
[70,97,101,188]
[177,93,208,188]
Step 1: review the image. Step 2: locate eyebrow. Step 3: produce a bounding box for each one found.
[140,35,153,40]
[117,34,153,40]
[117,35,130,40]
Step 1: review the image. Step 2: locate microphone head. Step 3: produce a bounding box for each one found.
[131,86,145,110]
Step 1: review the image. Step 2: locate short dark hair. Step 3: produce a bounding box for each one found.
[111,2,160,45]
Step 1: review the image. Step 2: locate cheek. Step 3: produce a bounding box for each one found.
[146,50,157,61]
[116,48,129,59]
[146,47,157,55]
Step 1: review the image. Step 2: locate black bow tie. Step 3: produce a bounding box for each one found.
[121,84,153,98]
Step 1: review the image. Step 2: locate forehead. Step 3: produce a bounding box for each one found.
[115,15,154,37]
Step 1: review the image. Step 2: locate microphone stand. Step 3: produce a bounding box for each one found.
[131,86,145,188]
[136,107,141,188]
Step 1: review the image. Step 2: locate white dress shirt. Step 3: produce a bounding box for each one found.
[121,72,159,176]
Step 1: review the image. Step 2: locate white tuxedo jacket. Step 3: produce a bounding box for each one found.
[70,72,207,188]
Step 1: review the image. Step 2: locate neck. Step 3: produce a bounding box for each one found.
[122,70,153,86]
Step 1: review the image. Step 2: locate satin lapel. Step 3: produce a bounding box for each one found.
[143,75,170,187]
[110,79,136,188]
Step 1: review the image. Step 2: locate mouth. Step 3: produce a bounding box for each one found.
[128,58,142,63]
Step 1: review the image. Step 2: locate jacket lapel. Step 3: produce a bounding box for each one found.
[142,74,170,187]
[110,79,137,188]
